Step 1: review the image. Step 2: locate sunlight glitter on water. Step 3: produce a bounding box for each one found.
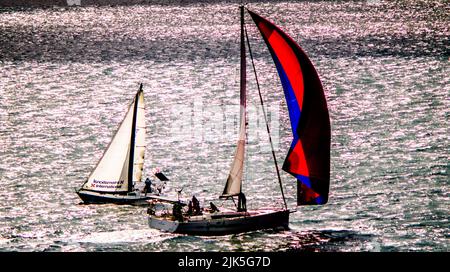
[0,1,448,251]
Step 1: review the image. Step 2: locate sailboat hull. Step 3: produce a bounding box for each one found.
[76,189,150,205]
[148,209,289,236]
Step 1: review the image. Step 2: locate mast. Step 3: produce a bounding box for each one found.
[127,83,143,192]
[221,6,247,200]
[237,5,247,209]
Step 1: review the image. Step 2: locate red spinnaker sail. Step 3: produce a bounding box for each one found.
[249,10,331,205]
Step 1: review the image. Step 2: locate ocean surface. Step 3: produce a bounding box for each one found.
[0,0,448,252]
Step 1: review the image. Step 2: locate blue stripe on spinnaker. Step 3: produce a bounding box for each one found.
[314,196,325,204]
[295,174,326,204]
[295,174,312,189]
[272,53,301,135]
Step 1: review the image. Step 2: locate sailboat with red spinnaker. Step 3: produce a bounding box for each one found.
[148,6,331,235]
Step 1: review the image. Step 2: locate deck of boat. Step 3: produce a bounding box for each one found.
[148,208,289,236]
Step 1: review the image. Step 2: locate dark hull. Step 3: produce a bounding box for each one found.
[149,209,290,236]
[76,189,149,205]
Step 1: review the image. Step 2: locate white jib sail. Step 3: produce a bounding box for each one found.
[82,91,144,193]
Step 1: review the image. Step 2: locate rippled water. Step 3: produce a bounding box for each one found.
[0,1,448,252]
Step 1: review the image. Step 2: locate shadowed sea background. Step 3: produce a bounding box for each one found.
[0,0,448,251]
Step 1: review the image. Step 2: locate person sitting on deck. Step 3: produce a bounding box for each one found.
[209,202,220,213]
[172,201,184,222]
[237,192,247,212]
[155,181,167,196]
[186,200,193,216]
[143,178,152,195]
[192,195,202,216]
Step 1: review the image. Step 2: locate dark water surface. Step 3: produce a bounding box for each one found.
[0,1,448,251]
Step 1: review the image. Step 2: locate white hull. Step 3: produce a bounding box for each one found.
[148,209,289,236]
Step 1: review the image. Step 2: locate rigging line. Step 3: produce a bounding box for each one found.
[244,24,288,210]
[239,5,246,200]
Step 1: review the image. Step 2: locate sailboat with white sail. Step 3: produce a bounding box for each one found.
[76,84,172,204]
[148,6,331,235]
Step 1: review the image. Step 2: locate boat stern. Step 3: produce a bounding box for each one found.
[148,216,179,233]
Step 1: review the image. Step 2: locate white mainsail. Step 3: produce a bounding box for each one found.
[222,8,247,198]
[222,108,246,197]
[132,91,146,184]
[82,89,145,193]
